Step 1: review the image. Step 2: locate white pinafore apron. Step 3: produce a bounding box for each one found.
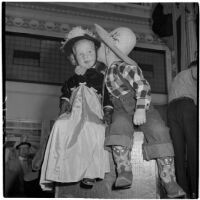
[40,83,110,191]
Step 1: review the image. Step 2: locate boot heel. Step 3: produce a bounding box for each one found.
[114,171,133,189]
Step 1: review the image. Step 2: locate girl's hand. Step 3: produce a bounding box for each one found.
[59,100,72,115]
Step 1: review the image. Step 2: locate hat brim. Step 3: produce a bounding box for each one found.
[94,24,138,66]
[62,35,100,55]
[16,142,31,149]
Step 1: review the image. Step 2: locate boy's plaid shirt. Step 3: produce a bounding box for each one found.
[105,61,151,110]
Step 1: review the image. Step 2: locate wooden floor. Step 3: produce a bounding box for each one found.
[55,132,162,198]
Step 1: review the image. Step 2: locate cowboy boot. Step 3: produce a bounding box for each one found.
[112,146,133,189]
[157,157,186,198]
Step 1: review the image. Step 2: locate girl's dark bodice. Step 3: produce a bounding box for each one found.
[61,68,104,98]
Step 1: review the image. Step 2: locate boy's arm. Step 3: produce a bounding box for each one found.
[120,64,151,125]
[120,64,151,110]
[103,86,113,109]
[103,86,113,125]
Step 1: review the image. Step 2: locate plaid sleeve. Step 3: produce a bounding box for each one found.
[120,63,151,110]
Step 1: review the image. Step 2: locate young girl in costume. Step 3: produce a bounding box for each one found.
[40,27,111,191]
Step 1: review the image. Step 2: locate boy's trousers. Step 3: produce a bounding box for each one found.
[104,94,174,161]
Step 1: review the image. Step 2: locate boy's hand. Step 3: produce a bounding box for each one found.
[103,112,112,125]
[133,109,146,125]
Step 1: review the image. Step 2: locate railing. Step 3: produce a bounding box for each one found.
[116,3,153,10]
[4,120,42,151]
[128,3,152,8]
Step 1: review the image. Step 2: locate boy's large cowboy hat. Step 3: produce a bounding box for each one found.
[94,24,138,66]
[61,26,100,55]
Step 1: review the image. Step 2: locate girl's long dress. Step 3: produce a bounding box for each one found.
[40,84,110,191]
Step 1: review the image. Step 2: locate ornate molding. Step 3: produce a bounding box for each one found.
[6,15,164,45]
[6,15,75,34]
[6,2,151,25]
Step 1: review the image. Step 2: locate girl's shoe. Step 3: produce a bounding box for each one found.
[80,178,96,189]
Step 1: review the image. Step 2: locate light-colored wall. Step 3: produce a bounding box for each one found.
[6,81,60,121]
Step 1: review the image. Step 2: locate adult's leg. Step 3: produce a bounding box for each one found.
[167,102,189,195]
[182,100,198,197]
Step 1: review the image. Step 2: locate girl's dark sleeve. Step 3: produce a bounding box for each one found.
[59,75,78,114]
[60,80,71,99]
[60,75,79,99]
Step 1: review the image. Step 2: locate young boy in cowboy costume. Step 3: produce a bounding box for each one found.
[94,24,185,198]
[40,27,111,191]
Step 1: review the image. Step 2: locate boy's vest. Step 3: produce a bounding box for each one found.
[104,64,136,115]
